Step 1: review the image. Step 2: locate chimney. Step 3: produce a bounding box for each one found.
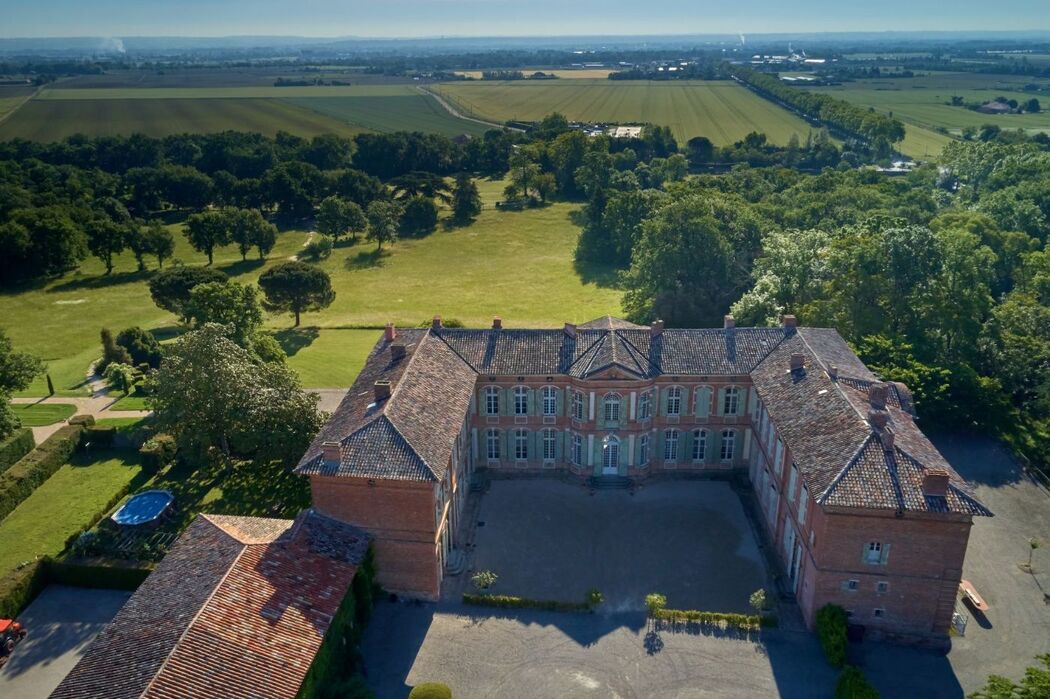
[321,441,341,466]
[492,316,502,330]
[828,365,839,381]
[880,427,895,453]
[782,315,797,333]
[922,468,950,497]
[789,353,805,371]
[374,380,392,402]
[431,315,442,330]
[724,314,736,330]
[650,319,665,337]
[564,322,577,338]
[384,323,397,342]
[390,343,406,361]
[868,409,889,429]
[868,382,889,410]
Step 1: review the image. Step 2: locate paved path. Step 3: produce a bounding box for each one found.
[0,585,131,699]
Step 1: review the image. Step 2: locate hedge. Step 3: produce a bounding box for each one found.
[652,607,777,631]
[68,414,96,426]
[462,592,592,613]
[816,604,849,668]
[0,423,86,521]
[836,666,880,699]
[0,559,49,620]
[409,683,452,699]
[82,425,115,448]
[139,433,176,473]
[0,428,34,475]
[47,560,152,591]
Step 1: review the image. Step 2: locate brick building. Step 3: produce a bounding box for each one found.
[296,315,991,642]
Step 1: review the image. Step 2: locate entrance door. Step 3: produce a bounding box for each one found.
[602,436,620,475]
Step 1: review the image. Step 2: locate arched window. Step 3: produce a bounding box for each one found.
[572,432,583,465]
[513,386,528,415]
[542,428,557,461]
[486,428,500,460]
[484,386,499,416]
[542,386,557,416]
[692,429,707,461]
[639,434,650,465]
[602,435,620,470]
[666,386,682,416]
[721,429,736,461]
[603,393,621,422]
[514,428,528,460]
[664,429,679,461]
[723,386,740,416]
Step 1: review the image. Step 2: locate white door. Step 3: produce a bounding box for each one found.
[602,437,620,475]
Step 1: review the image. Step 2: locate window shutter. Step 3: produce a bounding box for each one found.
[880,543,891,566]
[716,387,726,416]
[696,386,711,417]
[527,389,536,415]
[682,430,694,461]
[554,430,563,461]
[660,388,670,416]
[555,388,564,416]
[706,435,716,464]
[656,430,665,461]
[529,430,537,460]
[499,388,509,417]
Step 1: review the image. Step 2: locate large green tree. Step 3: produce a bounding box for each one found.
[968,654,1050,699]
[0,330,44,437]
[186,281,264,347]
[148,266,229,322]
[257,261,336,327]
[450,173,482,225]
[85,218,128,274]
[317,196,366,243]
[184,210,231,265]
[365,200,401,251]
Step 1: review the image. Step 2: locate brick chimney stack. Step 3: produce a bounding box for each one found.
[923,468,950,497]
[782,315,797,333]
[492,316,502,330]
[881,427,895,453]
[321,441,341,466]
[724,315,736,330]
[564,323,577,338]
[390,343,406,361]
[868,410,889,429]
[789,353,805,371]
[868,382,889,410]
[828,365,839,381]
[650,319,665,337]
[374,380,392,402]
[431,315,442,330]
[384,323,397,342]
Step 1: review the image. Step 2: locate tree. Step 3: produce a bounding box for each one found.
[141,220,175,269]
[258,261,336,327]
[6,206,87,279]
[86,218,128,274]
[228,208,277,260]
[508,147,540,201]
[389,171,451,203]
[116,326,163,368]
[450,173,482,225]
[366,200,401,251]
[1025,98,1041,114]
[533,172,557,203]
[99,327,133,373]
[184,210,231,264]
[148,323,322,461]
[186,281,264,347]
[149,266,229,322]
[317,196,366,243]
[968,654,1050,699]
[0,330,44,438]
[399,195,439,237]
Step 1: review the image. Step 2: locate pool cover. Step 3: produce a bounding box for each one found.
[111,490,174,526]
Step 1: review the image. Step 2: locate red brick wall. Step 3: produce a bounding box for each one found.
[310,475,441,599]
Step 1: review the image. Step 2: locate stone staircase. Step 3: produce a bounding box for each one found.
[587,476,635,492]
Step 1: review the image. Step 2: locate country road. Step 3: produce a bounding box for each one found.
[417,85,524,132]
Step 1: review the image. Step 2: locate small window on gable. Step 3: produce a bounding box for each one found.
[843,579,859,591]
[876,581,889,594]
[865,541,885,565]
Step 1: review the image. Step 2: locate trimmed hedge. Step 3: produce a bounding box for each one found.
[0,423,86,521]
[0,428,34,475]
[836,666,880,699]
[68,414,96,426]
[409,683,452,699]
[139,433,176,473]
[462,592,592,613]
[82,425,116,448]
[0,559,49,619]
[817,604,849,668]
[652,607,777,631]
[48,560,152,591]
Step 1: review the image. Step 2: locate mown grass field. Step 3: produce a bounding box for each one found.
[433,79,818,145]
[0,179,622,394]
[0,450,145,578]
[9,403,77,426]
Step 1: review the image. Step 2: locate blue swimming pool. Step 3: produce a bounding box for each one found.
[111,490,173,526]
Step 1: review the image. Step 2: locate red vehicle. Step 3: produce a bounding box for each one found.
[0,619,28,667]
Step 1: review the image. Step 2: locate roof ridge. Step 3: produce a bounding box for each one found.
[615,329,659,375]
[817,433,876,504]
[565,331,607,374]
[795,329,873,430]
[379,413,438,481]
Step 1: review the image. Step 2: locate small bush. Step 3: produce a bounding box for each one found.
[139,433,176,472]
[103,362,138,394]
[462,593,591,613]
[408,683,452,699]
[0,428,34,475]
[836,665,879,699]
[116,326,163,368]
[749,588,769,612]
[82,425,116,448]
[645,592,667,617]
[471,569,498,591]
[816,604,849,668]
[585,588,604,606]
[301,235,335,261]
[0,423,85,520]
[651,607,772,631]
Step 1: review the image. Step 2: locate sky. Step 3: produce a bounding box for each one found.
[4,0,1050,38]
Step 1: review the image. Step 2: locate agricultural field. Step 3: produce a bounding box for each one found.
[286,94,491,136]
[0,179,622,395]
[453,69,618,79]
[432,79,818,145]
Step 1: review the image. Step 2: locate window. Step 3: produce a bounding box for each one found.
[484,386,499,416]
[844,579,859,591]
[572,390,585,421]
[542,428,557,461]
[514,386,528,416]
[774,439,784,475]
[798,485,809,525]
[514,429,528,460]
[666,386,682,416]
[572,432,583,465]
[664,429,679,461]
[486,429,500,460]
[865,541,885,565]
[602,435,619,470]
[876,581,889,594]
[788,463,798,504]
[692,429,707,462]
[723,386,740,415]
[720,430,736,461]
[542,386,557,416]
[873,608,885,619]
[640,434,650,465]
[638,391,652,420]
[603,393,621,423]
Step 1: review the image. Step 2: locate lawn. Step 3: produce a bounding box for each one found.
[9,402,77,426]
[0,181,622,397]
[0,450,146,578]
[433,79,817,145]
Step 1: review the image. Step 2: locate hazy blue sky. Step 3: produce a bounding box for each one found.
[5,0,1050,38]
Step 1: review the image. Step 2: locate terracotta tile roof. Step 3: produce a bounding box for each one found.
[577,315,649,330]
[51,510,369,699]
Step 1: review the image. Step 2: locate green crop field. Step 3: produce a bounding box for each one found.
[433,79,818,145]
[286,94,491,136]
[0,179,622,394]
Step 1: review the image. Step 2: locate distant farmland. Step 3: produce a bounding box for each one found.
[433,79,818,145]
[0,85,488,141]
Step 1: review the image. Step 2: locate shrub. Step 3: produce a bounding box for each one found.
[471,569,498,591]
[650,607,773,631]
[462,593,591,613]
[408,683,452,699]
[68,414,95,426]
[104,362,138,394]
[749,588,769,612]
[816,604,849,668]
[139,433,177,472]
[116,326,163,368]
[585,588,605,606]
[0,423,85,520]
[301,235,335,261]
[836,666,879,699]
[645,592,667,617]
[82,424,116,448]
[0,428,34,475]
[99,327,133,373]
